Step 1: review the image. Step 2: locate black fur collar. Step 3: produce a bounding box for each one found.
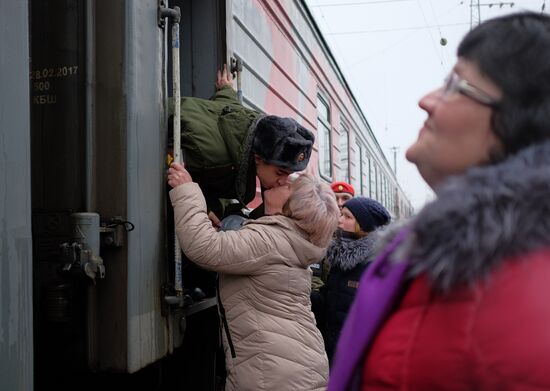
[326,231,377,271]
[391,141,550,291]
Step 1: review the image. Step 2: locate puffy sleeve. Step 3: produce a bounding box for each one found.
[169,182,289,275]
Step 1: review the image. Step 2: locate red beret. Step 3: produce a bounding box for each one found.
[331,181,355,196]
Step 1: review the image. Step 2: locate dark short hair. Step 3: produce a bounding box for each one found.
[458,12,550,158]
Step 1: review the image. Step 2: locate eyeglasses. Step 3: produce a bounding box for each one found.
[442,71,499,108]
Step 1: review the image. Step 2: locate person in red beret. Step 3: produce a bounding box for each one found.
[330,182,355,210]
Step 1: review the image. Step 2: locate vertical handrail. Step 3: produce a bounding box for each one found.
[85,0,95,212]
[170,7,182,295]
[161,3,183,298]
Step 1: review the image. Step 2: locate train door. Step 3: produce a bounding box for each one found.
[163,1,229,389]
[164,0,228,300]
[29,0,227,390]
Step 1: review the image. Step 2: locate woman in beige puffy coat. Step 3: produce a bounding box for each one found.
[167,162,339,391]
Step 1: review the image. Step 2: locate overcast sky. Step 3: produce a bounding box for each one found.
[304,0,547,210]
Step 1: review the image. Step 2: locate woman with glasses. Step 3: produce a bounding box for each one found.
[329,12,550,391]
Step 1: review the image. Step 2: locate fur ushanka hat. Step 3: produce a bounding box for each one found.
[253,116,315,172]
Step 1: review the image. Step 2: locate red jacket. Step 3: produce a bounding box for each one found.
[362,248,550,391]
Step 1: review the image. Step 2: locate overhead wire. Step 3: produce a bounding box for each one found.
[350,1,464,67]
[327,22,468,35]
[312,0,415,7]
[416,0,445,67]
[309,0,391,146]
[427,0,452,65]
[308,0,544,193]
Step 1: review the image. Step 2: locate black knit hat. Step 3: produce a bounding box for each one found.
[343,197,391,233]
[252,116,315,172]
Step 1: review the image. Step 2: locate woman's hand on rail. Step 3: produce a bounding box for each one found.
[167,162,193,188]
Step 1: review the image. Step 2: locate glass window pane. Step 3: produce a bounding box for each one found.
[374,164,379,201]
[352,147,360,190]
[318,122,332,178]
[361,148,369,196]
[358,145,364,195]
[377,166,382,202]
[317,96,329,122]
[369,159,376,198]
[385,178,389,208]
[317,95,332,179]
[339,125,349,183]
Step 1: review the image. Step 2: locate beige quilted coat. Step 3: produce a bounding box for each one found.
[170,183,329,390]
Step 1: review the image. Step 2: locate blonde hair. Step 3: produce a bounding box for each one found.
[283,174,339,247]
[354,222,369,237]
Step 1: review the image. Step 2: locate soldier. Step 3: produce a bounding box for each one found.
[175,65,314,224]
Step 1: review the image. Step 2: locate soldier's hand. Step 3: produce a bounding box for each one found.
[215,64,234,90]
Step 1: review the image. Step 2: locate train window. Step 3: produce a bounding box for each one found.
[380,173,385,205]
[383,176,388,208]
[358,144,364,195]
[317,95,332,180]
[361,147,369,196]
[377,166,382,202]
[339,122,350,183]
[381,174,385,207]
[374,163,380,201]
[390,185,396,214]
[387,181,391,210]
[380,169,386,206]
[369,159,376,198]
[388,180,391,209]
[351,146,360,191]
[388,185,392,212]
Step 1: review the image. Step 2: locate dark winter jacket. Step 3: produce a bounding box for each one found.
[320,231,377,363]
[329,140,550,391]
[179,86,262,212]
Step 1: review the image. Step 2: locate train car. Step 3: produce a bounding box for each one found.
[0,0,413,390]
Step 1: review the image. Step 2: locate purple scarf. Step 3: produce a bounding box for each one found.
[327,229,410,391]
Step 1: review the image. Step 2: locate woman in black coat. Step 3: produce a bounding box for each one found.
[318,197,391,363]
